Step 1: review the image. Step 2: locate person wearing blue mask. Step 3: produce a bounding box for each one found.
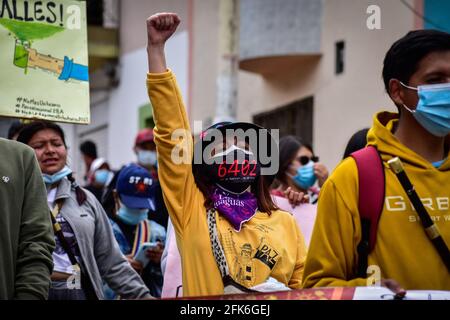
[102,128,169,230]
[17,121,152,300]
[85,157,114,202]
[303,30,450,292]
[106,164,166,298]
[272,135,329,205]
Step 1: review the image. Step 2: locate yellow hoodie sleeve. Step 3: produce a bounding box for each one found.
[146,70,203,234]
[302,158,367,288]
[288,222,307,289]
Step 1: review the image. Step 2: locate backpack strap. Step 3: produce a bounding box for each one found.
[49,199,99,300]
[351,146,385,278]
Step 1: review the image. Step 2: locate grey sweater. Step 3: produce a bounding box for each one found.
[51,177,151,299]
[0,138,55,300]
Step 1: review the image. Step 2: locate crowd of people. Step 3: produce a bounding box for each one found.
[0,12,449,300]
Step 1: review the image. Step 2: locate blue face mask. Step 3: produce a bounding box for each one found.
[117,204,148,225]
[291,161,317,190]
[95,169,111,185]
[43,166,72,185]
[401,82,450,137]
[137,150,157,167]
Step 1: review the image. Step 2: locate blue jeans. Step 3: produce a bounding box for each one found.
[48,280,87,300]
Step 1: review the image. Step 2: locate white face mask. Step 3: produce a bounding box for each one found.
[212,144,253,159]
[137,150,157,166]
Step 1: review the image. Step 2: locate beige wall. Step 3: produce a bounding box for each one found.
[119,0,220,133]
[314,0,416,171]
[120,0,189,55]
[238,0,418,171]
[190,0,220,131]
[118,0,421,171]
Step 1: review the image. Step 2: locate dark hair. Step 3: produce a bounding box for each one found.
[343,128,370,159]
[7,120,26,140]
[17,121,87,205]
[275,135,304,187]
[17,120,66,145]
[303,142,314,156]
[383,30,450,94]
[80,140,98,159]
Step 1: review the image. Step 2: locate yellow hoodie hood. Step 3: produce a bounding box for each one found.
[367,111,450,171]
[303,111,450,290]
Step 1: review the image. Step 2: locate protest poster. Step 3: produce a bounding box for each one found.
[0,0,89,124]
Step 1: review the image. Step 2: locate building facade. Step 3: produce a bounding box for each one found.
[2,0,449,177]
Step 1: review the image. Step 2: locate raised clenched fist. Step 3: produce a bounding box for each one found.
[146,12,180,46]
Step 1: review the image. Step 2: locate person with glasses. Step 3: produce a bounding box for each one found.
[271,135,329,205]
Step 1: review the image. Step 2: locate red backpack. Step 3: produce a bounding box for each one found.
[351,146,385,277]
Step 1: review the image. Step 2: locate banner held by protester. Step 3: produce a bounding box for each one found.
[0,0,89,124]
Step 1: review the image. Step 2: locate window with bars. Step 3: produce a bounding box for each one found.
[253,96,314,146]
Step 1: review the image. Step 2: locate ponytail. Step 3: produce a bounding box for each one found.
[67,173,87,206]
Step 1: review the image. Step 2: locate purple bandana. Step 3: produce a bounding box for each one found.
[210,187,258,232]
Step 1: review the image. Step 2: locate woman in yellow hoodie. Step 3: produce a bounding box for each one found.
[303,30,450,292]
[145,13,306,297]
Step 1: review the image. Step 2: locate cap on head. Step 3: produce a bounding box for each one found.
[194,121,278,179]
[90,157,107,172]
[135,128,154,146]
[116,164,155,209]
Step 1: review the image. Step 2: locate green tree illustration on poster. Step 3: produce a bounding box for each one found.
[0,0,90,124]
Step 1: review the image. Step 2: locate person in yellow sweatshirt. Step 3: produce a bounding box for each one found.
[145,13,307,297]
[303,30,450,293]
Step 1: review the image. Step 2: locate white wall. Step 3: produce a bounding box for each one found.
[107,31,188,170]
[76,96,110,175]
[189,0,220,131]
[59,123,76,173]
